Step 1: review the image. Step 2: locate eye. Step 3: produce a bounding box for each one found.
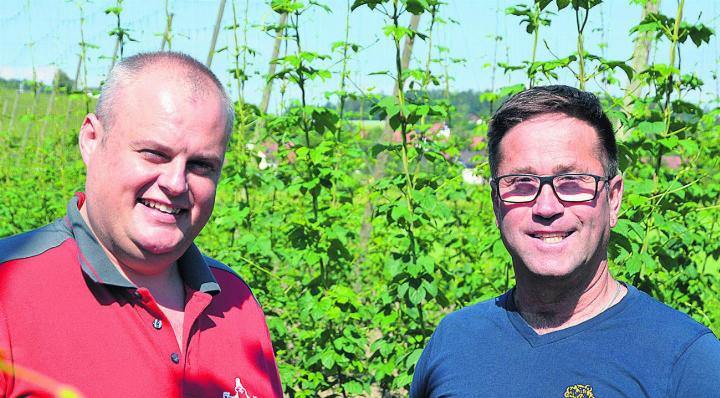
[502,176,535,186]
[556,174,593,184]
[188,160,217,176]
[140,149,168,162]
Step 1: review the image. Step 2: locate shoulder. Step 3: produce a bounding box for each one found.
[0,220,70,265]
[203,255,262,305]
[203,255,239,277]
[626,285,710,338]
[411,294,510,397]
[670,329,720,396]
[440,294,507,327]
[431,293,509,342]
[618,285,714,362]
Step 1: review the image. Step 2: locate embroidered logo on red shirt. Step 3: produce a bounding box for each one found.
[223,377,257,398]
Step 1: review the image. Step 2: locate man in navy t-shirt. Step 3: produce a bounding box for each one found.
[410,85,720,398]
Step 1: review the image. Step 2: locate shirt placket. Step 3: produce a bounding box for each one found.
[130,287,186,384]
[180,289,213,396]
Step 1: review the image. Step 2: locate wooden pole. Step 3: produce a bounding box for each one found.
[108,37,120,76]
[63,97,75,146]
[625,0,660,101]
[206,0,227,67]
[73,54,82,92]
[22,85,41,150]
[253,12,288,141]
[619,0,661,141]
[39,70,61,145]
[1,99,7,132]
[9,83,23,131]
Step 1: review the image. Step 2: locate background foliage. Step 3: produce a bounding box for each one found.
[1,0,718,396]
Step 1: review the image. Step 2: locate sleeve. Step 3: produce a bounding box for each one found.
[258,313,284,398]
[410,330,437,398]
[0,301,12,396]
[670,332,720,397]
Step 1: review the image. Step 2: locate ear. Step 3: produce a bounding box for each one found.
[607,174,624,228]
[79,114,103,166]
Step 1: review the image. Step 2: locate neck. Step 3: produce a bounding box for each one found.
[79,202,186,310]
[124,264,185,304]
[512,264,625,334]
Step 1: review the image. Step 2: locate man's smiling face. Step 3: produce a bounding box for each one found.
[492,113,623,283]
[80,66,227,272]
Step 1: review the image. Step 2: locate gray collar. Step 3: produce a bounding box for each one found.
[65,194,220,294]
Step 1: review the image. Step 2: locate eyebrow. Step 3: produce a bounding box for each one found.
[130,139,172,153]
[507,163,589,175]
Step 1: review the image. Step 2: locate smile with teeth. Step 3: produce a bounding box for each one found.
[531,232,571,244]
[139,199,183,215]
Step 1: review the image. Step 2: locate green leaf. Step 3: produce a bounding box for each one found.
[351,0,384,11]
[407,260,422,277]
[398,281,410,298]
[417,255,434,274]
[658,136,679,150]
[423,279,438,298]
[104,6,122,14]
[383,25,413,41]
[637,121,666,135]
[371,143,388,157]
[391,202,411,222]
[600,60,634,81]
[678,139,698,156]
[556,0,571,10]
[405,348,424,368]
[625,253,642,276]
[342,381,365,395]
[497,83,526,98]
[404,0,429,15]
[271,0,304,13]
[408,285,426,304]
[320,350,336,369]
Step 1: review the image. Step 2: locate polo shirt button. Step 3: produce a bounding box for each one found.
[153,319,162,330]
[170,352,180,364]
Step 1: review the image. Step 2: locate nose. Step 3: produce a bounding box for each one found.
[532,183,564,219]
[158,159,188,196]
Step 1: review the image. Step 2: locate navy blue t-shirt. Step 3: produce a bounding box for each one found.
[411,284,720,398]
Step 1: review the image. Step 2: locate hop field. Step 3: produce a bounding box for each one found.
[1,0,719,396]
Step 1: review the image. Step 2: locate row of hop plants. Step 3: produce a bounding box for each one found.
[1,0,718,396]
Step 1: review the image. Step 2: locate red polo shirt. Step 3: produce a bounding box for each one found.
[0,194,283,397]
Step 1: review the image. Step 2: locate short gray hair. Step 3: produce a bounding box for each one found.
[95,51,235,142]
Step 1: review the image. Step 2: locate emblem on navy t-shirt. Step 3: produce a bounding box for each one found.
[564,384,595,398]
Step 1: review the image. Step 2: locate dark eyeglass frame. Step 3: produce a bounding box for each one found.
[491,173,609,203]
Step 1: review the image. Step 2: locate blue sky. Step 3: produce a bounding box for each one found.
[1,0,717,112]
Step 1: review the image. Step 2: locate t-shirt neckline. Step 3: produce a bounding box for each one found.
[503,283,638,347]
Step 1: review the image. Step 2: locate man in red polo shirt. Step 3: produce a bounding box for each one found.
[0,52,283,397]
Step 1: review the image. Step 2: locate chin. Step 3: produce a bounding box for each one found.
[522,260,579,280]
[133,233,187,257]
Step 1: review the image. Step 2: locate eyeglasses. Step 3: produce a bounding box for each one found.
[492,173,609,203]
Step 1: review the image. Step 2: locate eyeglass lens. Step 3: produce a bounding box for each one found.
[497,174,598,203]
